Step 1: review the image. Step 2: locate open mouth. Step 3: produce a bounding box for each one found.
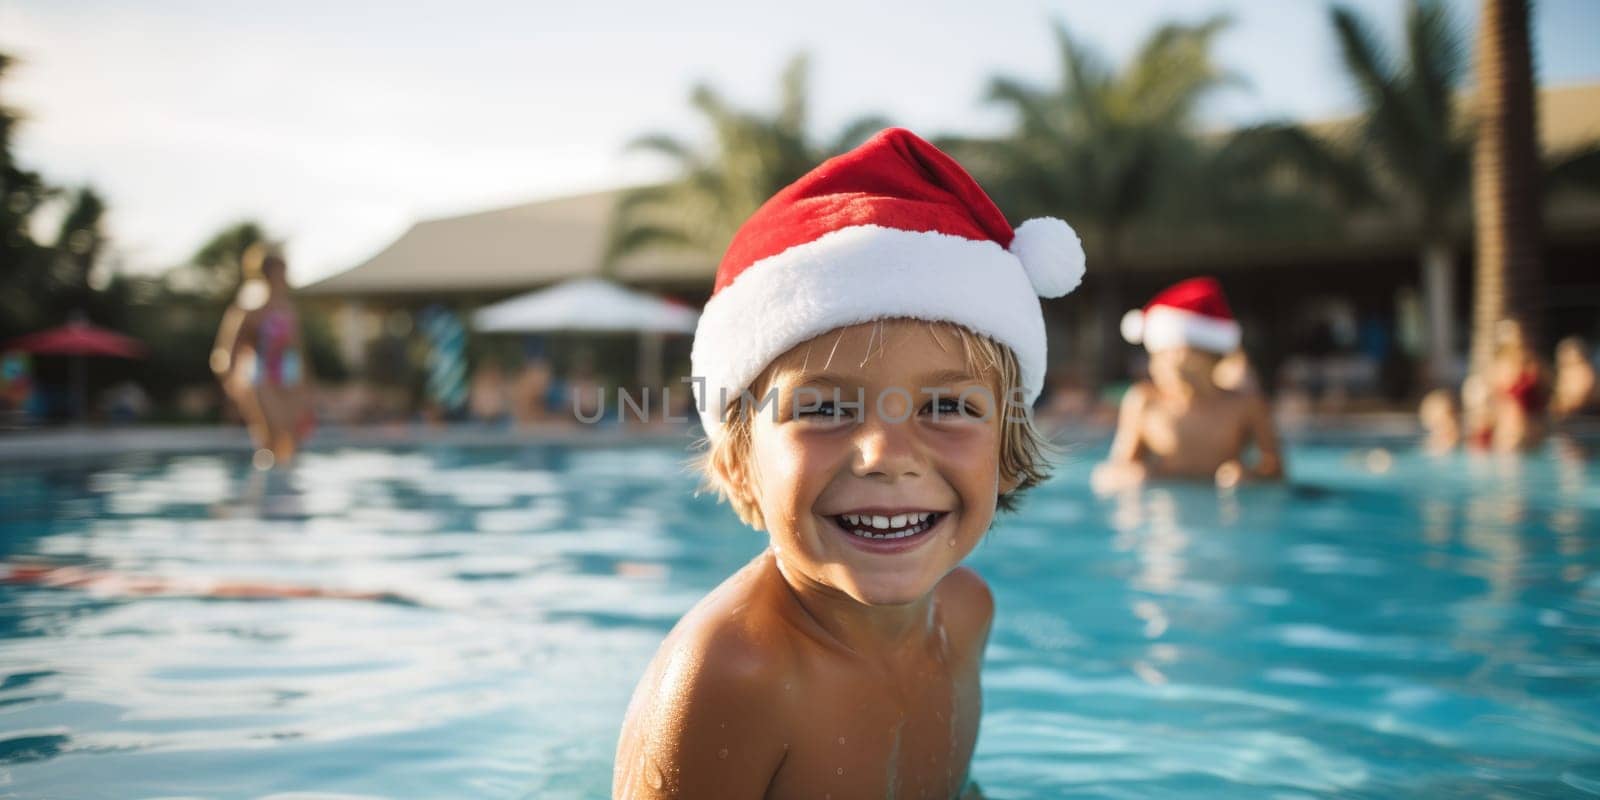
[829,511,946,542]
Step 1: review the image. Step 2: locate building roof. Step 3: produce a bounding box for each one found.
[300,189,710,297]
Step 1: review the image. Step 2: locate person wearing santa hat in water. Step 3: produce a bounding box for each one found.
[1091,277,1284,493]
[614,128,1085,799]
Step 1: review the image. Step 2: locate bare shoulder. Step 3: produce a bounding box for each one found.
[1223,386,1272,424]
[936,565,996,655]
[615,563,795,798]
[1122,381,1154,408]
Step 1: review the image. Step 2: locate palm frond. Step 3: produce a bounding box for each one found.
[984,76,1054,137]
[829,115,892,155]
[1331,5,1397,112]
[1122,15,1233,126]
[1051,22,1111,131]
[625,133,703,171]
[1406,0,1464,128]
[776,53,809,137]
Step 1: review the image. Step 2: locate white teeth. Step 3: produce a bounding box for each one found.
[838,512,941,541]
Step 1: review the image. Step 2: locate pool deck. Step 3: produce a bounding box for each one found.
[0,413,1502,465]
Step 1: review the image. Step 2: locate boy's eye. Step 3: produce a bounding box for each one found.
[798,401,852,421]
[924,397,978,418]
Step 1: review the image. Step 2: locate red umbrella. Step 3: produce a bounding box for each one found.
[6,318,147,358]
[4,317,147,421]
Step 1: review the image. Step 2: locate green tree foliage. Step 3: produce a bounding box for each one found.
[975,17,1234,240]
[171,219,269,300]
[0,52,55,339]
[604,53,890,266]
[970,17,1236,379]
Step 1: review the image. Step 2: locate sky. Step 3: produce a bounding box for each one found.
[2,0,1597,286]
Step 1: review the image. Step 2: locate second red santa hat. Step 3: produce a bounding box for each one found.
[1120,276,1241,354]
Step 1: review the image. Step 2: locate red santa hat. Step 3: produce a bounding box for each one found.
[1119,277,1241,354]
[689,127,1086,435]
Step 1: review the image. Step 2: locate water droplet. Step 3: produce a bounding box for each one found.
[717,747,729,760]
[836,767,844,775]
[947,536,956,547]
[644,758,664,790]
[837,736,846,745]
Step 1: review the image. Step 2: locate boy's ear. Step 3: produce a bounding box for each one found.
[713,453,756,505]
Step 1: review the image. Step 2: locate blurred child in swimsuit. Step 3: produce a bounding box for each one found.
[1486,319,1549,452]
[1092,277,1283,492]
[1552,336,1597,420]
[1419,388,1462,454]
[211,244,316,468]
[613,129,1085,799]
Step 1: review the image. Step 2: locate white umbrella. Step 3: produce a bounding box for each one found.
[472,278,699,390]
[473,278,698,334]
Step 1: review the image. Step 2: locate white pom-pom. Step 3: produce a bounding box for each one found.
[1120,309,1145,344]
[1009,217,1085,298]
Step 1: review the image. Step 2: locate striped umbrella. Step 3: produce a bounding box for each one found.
[419,306,468,415]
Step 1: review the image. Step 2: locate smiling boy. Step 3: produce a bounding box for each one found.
[613,128,1086,798]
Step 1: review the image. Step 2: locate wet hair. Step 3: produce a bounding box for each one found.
[694,319,1056,530]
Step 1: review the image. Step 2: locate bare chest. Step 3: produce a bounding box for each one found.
[1140,397,1248,472]
[765,658,981,800]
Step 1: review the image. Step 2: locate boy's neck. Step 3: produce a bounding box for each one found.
[1154,375,1216,405]
[768,549,937,659]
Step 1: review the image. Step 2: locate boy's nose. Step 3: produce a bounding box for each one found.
[851,413,923,481]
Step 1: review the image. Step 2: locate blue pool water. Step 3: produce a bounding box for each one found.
[0,438,1597,799]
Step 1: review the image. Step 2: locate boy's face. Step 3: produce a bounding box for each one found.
[738,320,1014,606]
[1148,345,1221,389]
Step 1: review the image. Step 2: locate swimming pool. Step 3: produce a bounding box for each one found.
[1,437,1596,798]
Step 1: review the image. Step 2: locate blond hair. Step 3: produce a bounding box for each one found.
[694,319,1056,530]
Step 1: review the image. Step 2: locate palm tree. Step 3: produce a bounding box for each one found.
[1468,0,1542,379]
[605,54,889,268]
[977,17,1234,381]
[1324,0,1473,387]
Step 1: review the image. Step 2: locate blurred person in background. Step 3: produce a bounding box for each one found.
[210,244,316,469]
[510,356,554,427]
[467,360,509,425]
[1486,319,1549,452]
[1093,278,1283,492]
[1419,388,1461,454]
[1552,336,1597,419]
[0,351,33,427]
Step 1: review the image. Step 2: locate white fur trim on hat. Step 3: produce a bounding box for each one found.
[691,224,1059,435]
[1120,309,1146,344]
[1008,217,1085,298]
[1133,306,1240,354]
